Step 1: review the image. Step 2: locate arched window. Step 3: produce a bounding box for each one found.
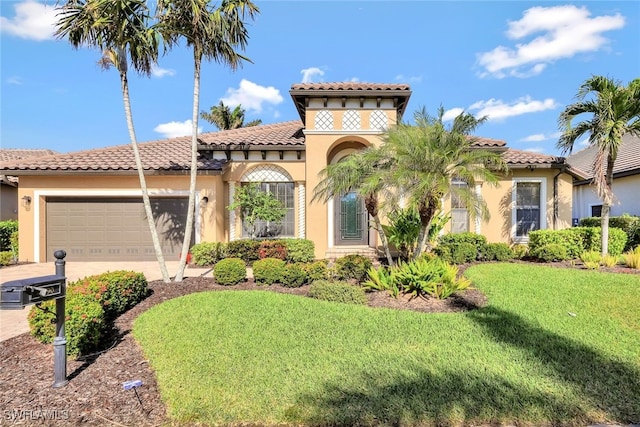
[314,110,333,131]
[342,110,361,130]
[240,165,295,238]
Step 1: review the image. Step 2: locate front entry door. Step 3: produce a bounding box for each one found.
[335,192,368,245]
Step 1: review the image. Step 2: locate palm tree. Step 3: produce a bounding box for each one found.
[312,148,395,266]
[157,0,259,282]
[201,101,262,130]
[558,75,640,256]
[55,0,171,282]
[381,107,508,259]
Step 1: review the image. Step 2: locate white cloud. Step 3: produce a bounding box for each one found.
[151,66,175,78]
[220,79,283,114]
[477,5,625,78]
[441,108,464,122]
[7,77,23,85]
[153,120,201,138]
[469,96,557,121]
[0,0,57,41]
[301,67,324,83]
[395,74,423,84]
[520,134,546,142]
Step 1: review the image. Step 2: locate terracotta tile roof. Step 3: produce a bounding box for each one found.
[290,82,411,92]
[0,148,57,162]
[503,149,564,165]
[566,133,640,180]
[0,137,225,173]
[472,136,506,148]
[197,120,305,148]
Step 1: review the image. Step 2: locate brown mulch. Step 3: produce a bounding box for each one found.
[1,260,637,426]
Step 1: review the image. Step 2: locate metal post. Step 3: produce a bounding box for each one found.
[52,250,68,388]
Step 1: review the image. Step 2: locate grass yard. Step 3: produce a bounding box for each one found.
[133,263,640,426]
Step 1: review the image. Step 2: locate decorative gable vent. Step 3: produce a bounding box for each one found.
[314,110,333,131]
[342,110,361,131]
[370,110,388,131]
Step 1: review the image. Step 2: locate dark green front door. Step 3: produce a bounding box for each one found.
[335,192,367,245]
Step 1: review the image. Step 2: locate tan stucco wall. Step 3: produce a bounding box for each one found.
[15,174,224,262]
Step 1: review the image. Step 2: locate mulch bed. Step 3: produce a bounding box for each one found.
[0,261,636,426]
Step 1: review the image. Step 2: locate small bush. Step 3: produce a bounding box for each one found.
[281,263,308,288]
[529,229,583,258]
[601,254,618,267]
[580,251,602,264]
[190,242,227,266]
[71,271,148,321]
[308,280,368,305]
[438,232,487,248]
[580,214,640,251]
[258,240,287,260]
[511,244,528,259]
[583,261,600,270]
[530,243,569,262]
[226,240,261,263]
[332,255,373,282]
[252,258,286,285]
[393,257,471,299]
[434,242,477,265]
[0,220,18,251]
[303,260,329,282]
[282,239,315,263]
[481,243,515,261]
[0,251,13,266]
[214,258,246,286]
[28,294,106,357]
[363,266,399,298]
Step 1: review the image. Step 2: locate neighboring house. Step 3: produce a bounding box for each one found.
[567,133,640,221]
[0,82,582,262]
[0,149,57,221]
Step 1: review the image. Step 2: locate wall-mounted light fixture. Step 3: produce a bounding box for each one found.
[201,196,209,204]
[21,195,32,207]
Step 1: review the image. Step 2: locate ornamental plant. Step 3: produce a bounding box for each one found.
[228,183,286,239]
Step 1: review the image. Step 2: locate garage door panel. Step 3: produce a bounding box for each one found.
[47,198,192,262]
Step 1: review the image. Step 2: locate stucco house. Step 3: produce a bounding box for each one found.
[0,82,582,263]
[567,133,640,221]
[0,149,57,221]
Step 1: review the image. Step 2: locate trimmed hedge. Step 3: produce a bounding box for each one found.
[308,280,368,305]
[281,239,315,263]
[579,214,640,251]
[258,240,288,260]
[28,270,148,357]
[0,220,18,251]
[481,243,515,261]
[281,263,308,288]
[190,242,227,266]
[252,258,286,285]
[213,258,246,286]
[529,227,627,258]
[331,254,373,282]
[434,242,478,265]
[191,239,316,265]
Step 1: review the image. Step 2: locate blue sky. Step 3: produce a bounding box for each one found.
[1,1,638,156]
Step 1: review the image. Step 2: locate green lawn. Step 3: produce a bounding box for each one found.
[133,263,640,426]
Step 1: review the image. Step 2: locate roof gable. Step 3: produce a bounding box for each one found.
[567,133,640,180]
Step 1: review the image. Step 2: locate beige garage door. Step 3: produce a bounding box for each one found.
[46,197,192,262]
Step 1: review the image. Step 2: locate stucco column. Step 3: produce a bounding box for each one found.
[297,182,306,239]
[228,181,237,241]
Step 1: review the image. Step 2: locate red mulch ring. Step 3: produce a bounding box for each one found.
[1,260,636,426]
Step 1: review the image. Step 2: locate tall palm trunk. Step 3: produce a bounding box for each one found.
[600,154,616,256]
[174,49,202,282]
[120,70,171,282]
[414,198,438,260]
[364,194,393,265]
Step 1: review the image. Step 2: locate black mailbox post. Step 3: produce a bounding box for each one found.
[0,250,68,388]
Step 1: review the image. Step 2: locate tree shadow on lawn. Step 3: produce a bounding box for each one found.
[289,306,640,426]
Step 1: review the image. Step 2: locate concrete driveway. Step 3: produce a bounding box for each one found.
[0,261,212,342]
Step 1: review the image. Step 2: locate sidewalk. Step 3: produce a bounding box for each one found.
[0,261,212,342]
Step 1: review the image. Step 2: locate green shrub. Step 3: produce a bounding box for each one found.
[434,242,478,265]
[580,251,601,264]
[281,263,308,288]
[363,266,399,298]
[71,271,148,321]
[530,243,569,262]
[258,240,288,260]
[580,214,640,250]
[393,257,471,299]
[582,227,627,256]
[512,244,529,259]
[282,238,315,263]
[624,246,640,269]
[583,261,600,270]
[252,258,286,285]
[332,254,373,282]
[190,242,227,266]
[601,254,618,267]
[303,260,329,282]
[528,229,583,258]
[28,294,106,357]
[308,280,368,305]
[0,251,13,266]
[0,220,18,251]
[481,243,515,261]
[214,258,246,286]
[226,240,261,263]
[438,232,488,247]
